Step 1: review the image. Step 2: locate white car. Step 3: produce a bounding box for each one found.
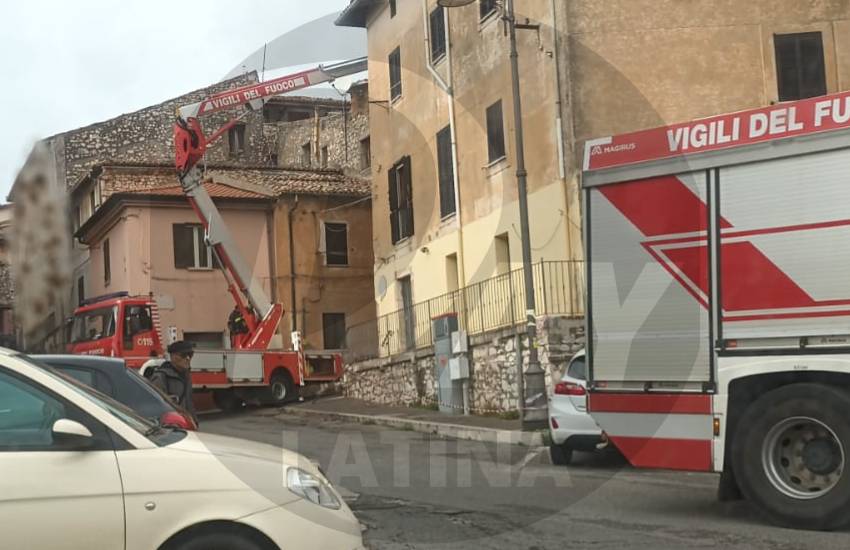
[0,349,364,550]
[548,350,605,465]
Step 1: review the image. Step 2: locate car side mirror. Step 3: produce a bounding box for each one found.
[52,419,93,448]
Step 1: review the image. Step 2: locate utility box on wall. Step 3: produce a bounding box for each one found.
[432,313,464,415]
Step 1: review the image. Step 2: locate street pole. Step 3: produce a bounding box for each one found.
[506,0,547,429]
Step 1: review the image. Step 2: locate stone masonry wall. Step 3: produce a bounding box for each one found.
[344,315,585,414]
[57,72,275,187]
[277,110,370,174]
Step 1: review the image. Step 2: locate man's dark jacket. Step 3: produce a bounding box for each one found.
[150,361,196,422]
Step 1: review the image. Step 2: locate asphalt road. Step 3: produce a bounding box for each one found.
[202,409,850,550]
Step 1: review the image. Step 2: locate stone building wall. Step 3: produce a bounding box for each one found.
[56,72,275,187]
[277,110,370,174]
[343,315,585,414]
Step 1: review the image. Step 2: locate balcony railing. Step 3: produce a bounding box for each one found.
[345,260,585,360]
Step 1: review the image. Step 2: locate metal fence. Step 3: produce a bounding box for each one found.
[345,260,585,359]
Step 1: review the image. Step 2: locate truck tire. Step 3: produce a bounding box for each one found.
[263,370,296,406]
[732,383,850,530]
[212,389,244,412]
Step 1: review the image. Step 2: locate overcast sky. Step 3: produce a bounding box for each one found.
[0,0,364,200]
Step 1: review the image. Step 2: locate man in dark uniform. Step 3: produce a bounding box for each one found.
[150,340,197,423]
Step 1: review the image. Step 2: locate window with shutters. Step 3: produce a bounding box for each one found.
[103,239,111,285]
[172,224,218,269]
[486,100,506,163]
[436,125,456,218]
[774,32,827,101]
[322,313,347,349]
[429,7,446,62]
[388,156,413,244]
[323,222,349,266]
[389,47,402,101]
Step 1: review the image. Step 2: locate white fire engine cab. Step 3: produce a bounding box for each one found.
[583,90,850,530]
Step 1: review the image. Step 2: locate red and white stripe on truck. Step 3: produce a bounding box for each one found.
[583,89,850,474]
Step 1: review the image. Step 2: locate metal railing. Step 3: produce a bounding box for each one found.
[345,260,584,359]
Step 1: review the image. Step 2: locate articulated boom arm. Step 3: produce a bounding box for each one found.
[172,57,367,349]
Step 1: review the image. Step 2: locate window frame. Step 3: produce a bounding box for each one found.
[436,125,456,218]
[172,224,215,270]
[228,123,247,156]
[774,32,827,102]
[429,6,447,63]
[301,142,312,167]
[479,0,498,21]
[389,47,403,101]
[359,136,372,170]
[321,312,347,350]
[388,156,414,244]
[323,221,350,267]
[486,100,507,164]
[103,238,111,286]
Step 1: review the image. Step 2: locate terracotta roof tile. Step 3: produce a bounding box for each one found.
[93,163,370,200]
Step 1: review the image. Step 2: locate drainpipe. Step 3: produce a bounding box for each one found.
[422,0,466,288]
[550,0,579,305]
[423,0,470,414]
[287,195,300,332]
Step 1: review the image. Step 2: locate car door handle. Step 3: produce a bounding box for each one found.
[0,409,10,414]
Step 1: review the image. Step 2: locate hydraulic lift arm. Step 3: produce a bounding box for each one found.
[172,57,367,349]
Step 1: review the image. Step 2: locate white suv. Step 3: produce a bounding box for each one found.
[0,349,364,550]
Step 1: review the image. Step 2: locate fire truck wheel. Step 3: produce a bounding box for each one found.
[732,383,850,531]
[212,389,244,412]
[265,371,296,405]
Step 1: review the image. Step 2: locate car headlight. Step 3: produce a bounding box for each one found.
[286,468,341,510]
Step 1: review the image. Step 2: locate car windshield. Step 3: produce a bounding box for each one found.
[19,354,156,436]
[71,307,117,343]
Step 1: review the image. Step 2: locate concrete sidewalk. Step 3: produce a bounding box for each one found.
[276,396,545,447]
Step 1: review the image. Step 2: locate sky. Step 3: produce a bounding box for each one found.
[0,0,365,200]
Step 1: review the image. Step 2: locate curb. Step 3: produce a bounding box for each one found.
[278,405,545,447]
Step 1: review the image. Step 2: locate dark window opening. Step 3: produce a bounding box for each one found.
[324,222,349,266]
[173,224,217,269]
[103,239,111,285]
[360,137,371,170]
[228,124,246,156]
[389,0,397,18]
[389,47,402,101]
[437,125,456,218]
[301,142,312,166]
[184,332,223,350]
[430,7,446,62]
[388,156,414,244]
[480,0,498,20]
[322,313,347,349]
[486,100,506,163]
[775,32,827,101]
[321,146,329,168]
[77,276,85,306]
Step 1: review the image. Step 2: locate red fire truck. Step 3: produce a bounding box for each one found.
[68,58,367,408]
[582,90,850,529]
